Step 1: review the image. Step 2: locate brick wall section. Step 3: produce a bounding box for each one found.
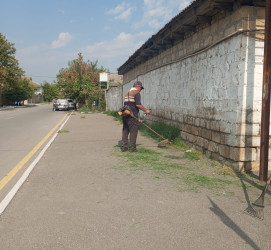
[107,6,266,171]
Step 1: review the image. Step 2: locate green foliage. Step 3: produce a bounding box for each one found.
[97,95,106,110]
[87,59,110,73]
[2,78,35,102]
[41,82,59,101]
[0,33,24,86]
[56,52,108,108]
[0,33,36,104]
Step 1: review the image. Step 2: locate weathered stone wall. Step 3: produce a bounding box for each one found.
[105,86,123,111]
[107,6,266,171]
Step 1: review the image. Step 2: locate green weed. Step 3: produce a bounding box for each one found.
[105,112,188,146]
[184,151,202,160]
[215,166,237,177]
[58,129,69,133]
[104,110,123,123]
[139,121,180,142]
[153,163,186,171]
[171,137,190,150]
[164,155,183,160]
[79,107,92,113]
[183,173,233,190]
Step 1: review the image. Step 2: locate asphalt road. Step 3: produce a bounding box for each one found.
[0,104,69,201]
[0,109,270,249]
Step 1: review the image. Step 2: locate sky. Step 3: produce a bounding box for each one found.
[0,0,191,84]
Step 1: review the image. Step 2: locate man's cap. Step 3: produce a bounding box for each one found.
[133,81,144,89]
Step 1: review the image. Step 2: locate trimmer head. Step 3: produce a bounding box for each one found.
[158,139,169,147]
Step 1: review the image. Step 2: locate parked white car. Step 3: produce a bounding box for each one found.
[67,99,75,109]
[55,99,69,111]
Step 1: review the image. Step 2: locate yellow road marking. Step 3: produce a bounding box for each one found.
[0,113,69,191]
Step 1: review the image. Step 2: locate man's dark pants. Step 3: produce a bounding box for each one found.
[122,116,138,151]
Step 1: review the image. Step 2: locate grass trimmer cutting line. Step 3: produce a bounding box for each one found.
[136,113,169,147]
[140,122,169,147]
[244,174,271,220]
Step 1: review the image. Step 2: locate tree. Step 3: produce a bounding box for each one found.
[2,78,35,103]
[41,81,59,102]
[0,33,34,105]
[0,33,24,87]
[56,53,108,107]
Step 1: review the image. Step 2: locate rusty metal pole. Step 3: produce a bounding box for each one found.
[259,0,271,181]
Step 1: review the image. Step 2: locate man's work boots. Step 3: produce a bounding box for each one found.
[121,146,137,153]
[121,147,128,152]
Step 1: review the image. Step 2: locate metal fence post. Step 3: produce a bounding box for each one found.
[259,0,271,181]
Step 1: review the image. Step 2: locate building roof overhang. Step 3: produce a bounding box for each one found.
[117,0,266,75]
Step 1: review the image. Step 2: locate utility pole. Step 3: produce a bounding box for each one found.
[259,0,271,181]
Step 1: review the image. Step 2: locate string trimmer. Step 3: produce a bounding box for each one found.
[244,173,271,220]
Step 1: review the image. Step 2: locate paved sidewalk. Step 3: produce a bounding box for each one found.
[0,112,270,250]
[0,104,37,111]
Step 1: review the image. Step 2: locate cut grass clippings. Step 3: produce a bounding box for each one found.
[183,173,233,191]
[116,145,265,197]
[117,146,239,193]
[106,112,263,196]
[214,165,238,177]
[121,147,160,169]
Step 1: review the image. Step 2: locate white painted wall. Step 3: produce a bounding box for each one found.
[123,35,263,139]
[107,34,265,168]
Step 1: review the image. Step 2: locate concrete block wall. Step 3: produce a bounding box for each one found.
[105,86,123,111]
[107,6,266,171]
